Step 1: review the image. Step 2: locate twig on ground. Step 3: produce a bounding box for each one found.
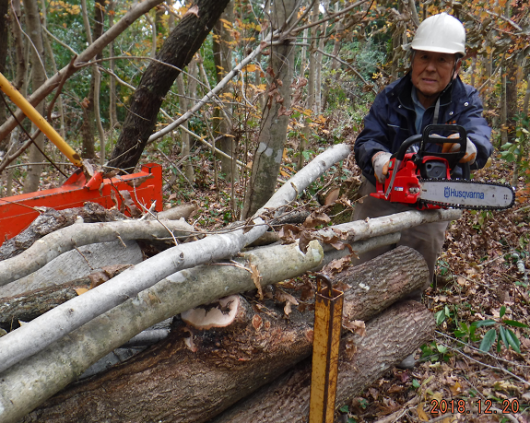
[443,344,530,387]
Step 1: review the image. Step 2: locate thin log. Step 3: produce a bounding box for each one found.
[0,219,195,285]
[16,246,428,423]
[211,300,435,423]
[0,202,126,260]
[0,265,131,330]
[0,240,142,298]
[155,203,197,221]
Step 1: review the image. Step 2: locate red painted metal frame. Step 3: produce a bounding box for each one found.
[371,153,450,210]
[0,163,163,246]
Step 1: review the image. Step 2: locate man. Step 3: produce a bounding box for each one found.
[353,13,493,296]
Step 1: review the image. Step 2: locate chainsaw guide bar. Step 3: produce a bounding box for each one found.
[418,179,516,211]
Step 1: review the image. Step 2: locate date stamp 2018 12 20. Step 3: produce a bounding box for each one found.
[429,399,520,415]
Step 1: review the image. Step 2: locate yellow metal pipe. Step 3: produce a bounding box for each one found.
[0,72,82,167]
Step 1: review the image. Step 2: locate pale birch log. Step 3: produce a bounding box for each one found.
[0,240,142,298]
[155,203,197,220]
[0,219,194,286]
[0,240,324,423]
[0,144,351,375]
[317,208,462,244]
[0,203,126,260]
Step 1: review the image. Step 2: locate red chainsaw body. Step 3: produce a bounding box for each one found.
[371,153,451,210]
[0,163,163,246]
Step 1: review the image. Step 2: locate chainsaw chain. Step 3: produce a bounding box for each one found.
[417,178,516,211]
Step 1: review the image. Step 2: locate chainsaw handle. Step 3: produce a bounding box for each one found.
[391,134,422,161]
[419,124,468,169]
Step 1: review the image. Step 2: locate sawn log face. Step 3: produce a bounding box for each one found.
[22,246,429,423]
[211,300,435,423]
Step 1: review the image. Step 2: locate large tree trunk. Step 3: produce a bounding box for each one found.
[0,240,324,423]
[212,300,434,423]
[108,0,230,172]
[242,0,297,218]
[20,246,428,423]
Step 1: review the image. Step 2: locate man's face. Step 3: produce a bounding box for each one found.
[411,50,460,107]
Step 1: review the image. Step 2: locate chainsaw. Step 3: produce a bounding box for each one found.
[370,124,515,210]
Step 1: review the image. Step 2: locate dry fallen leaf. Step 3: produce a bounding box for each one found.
[250,263,263,300]
[74,287,89,296]
[342,319,366,336]
[416,402,429,421]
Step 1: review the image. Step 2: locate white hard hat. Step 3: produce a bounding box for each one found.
[411,13,466,55]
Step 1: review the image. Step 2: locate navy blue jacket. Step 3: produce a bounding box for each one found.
[354,73,493,186]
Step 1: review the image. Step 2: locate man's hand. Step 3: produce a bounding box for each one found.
[372,151,392,183]
[441,134,477,164]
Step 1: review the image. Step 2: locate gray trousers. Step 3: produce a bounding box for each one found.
[352,177,449,293]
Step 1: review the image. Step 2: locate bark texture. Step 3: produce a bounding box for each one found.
[108,0,230,171]
[20,246,428,423]
[0,218,194,286]
[0,240,141,298]
[242,0,296,217]
[0,265,131,331]
[211,300,434,423]
[0,203,126,260]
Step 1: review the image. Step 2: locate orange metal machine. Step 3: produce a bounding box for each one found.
[0,73,162,246]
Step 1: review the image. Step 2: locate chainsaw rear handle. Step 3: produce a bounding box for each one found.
[391,124,470,178]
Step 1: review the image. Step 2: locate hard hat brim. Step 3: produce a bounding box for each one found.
[411,45,465,55]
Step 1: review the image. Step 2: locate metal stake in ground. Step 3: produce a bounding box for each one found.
[309,273,344,423]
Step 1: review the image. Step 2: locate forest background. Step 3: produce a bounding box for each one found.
[0,0,529,422]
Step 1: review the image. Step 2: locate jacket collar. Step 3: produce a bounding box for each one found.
[393,72,461,110]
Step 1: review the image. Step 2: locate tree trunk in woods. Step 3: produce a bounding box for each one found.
[213,0,235,179]
[20,246,429,423]
[176,73,195,183]
[242,0,296,217]
[81,0,106,159]
[22,0,46,194]
[9,0,25,91]
[505,58,519,145]
[108,0,119,130]
[0,0,7,125]
[212,300,434,423]
[321,2,342,111]
[298,4,318,171]
[107,0,230,172]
